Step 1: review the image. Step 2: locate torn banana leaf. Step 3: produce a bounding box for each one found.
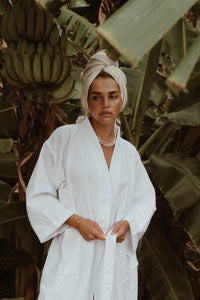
[162,90,200,126]
[96,0,197,66]
[150,153,200,252]
[0,201,33,238]
[57,7,98,58]
[166,34,200,96]
[0,153,18,178]
[138,230,194,300]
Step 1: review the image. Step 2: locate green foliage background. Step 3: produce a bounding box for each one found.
[0,0,200,299]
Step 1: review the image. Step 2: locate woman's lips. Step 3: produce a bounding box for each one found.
[100,112,112,116]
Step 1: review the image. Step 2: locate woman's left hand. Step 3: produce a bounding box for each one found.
[111,220,130,243]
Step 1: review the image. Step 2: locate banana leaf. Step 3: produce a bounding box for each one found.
[0,202,33,238]
[38,0,66,14]
[149,75,167,107]
[1,298,24,300]
[162,20,185,68]
[163,18,200,68]
[0,153,18,178]
[132,41,162,148]
[120,43,163,147]
[0,180,12,202]
[70,0,89,7]
[0,99,17,138]
[121,67,143,112]
[163,102,200,126]
[166,34,200,95]
[145,74,168,122]
[187,60,200,91]
[0,248,33,268]
[162,90,200,126]
[96,0,197,66]
[59,102,82,123]
[57,7,98,58]
[138,230,194,300]
[122,67,167,119]
[150,153,200,252]
[139,122,179,158]
[69,65,82,100]
[121,54,149,115]
[0,138,13,154]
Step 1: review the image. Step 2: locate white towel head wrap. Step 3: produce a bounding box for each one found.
[81,49,127,113]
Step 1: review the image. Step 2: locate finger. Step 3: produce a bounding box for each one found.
[94,229,105,240]
[117,238,124,243]
[92,225,105,240]
[116,227,124,238]
[116,233,125,242]
[97,226,106,236]
[98,233,106,241]
[111,224,120,235]
[95,224,106,237]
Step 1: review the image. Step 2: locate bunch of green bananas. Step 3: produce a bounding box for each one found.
[2,34,71,85]
[1,0,75,103]
[1,0,54,43]
[1,33,74,102]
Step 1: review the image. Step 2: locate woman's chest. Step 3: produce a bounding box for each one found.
[64,137,136,196]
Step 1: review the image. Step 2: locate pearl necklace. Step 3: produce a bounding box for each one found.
[97,133,117,147]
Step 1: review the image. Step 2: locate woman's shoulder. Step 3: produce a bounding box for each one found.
[119,136,136,151]
[46,123,80,146]
[119,137,140,158]
[52,123,78,136]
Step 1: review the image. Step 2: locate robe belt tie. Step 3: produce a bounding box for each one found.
[101,230,117,300]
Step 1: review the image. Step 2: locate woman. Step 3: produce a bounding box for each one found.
[26,50,156,300]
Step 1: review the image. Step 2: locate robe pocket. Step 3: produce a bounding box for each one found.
[117,242,129,284]
[57,227,82,274]
[118,242,138,288]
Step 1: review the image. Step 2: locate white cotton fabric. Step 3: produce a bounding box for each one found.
[101,231,117,300]
[81,49,128,113]
[26,117,156,300]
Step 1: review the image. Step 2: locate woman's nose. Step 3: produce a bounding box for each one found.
[102,97,110,108]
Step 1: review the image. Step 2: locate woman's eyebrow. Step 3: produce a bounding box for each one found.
[109,91,119,94]
[90,91,119,94]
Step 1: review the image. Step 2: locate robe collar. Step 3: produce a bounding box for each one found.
[80,116,121,143]
[79,116,121,172]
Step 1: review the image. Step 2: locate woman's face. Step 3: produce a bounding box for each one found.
[88,77,122,127]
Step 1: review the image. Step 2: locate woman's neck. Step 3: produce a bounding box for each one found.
[89,118,115,141]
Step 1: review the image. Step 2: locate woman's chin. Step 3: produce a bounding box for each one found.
[91,115,116,126]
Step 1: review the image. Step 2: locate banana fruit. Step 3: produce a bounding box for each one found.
[1,0,74,103]
[1,0,54,43]
[2,34,71,86]
[1,36,73,102]
[42,50,51,82]
[47,75,75,103]
[0,63,25,88]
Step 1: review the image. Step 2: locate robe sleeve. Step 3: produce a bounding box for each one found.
[123,151,156,251]
[26,137,75,243]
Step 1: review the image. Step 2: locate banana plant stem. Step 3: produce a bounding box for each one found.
[139,121,171,158]
[119,111,134,144]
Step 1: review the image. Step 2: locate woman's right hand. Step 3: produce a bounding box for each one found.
[78,217,106,241]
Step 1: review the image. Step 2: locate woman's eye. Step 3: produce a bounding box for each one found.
[110,95,118,100]
[92,96,100,101]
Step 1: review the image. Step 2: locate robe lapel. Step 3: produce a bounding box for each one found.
[80,117,120,174]
[79,117,121,231]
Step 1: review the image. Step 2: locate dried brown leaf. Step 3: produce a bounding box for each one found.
[99,0,114,24]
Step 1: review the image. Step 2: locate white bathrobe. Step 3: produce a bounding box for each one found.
[26,117,156,300]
